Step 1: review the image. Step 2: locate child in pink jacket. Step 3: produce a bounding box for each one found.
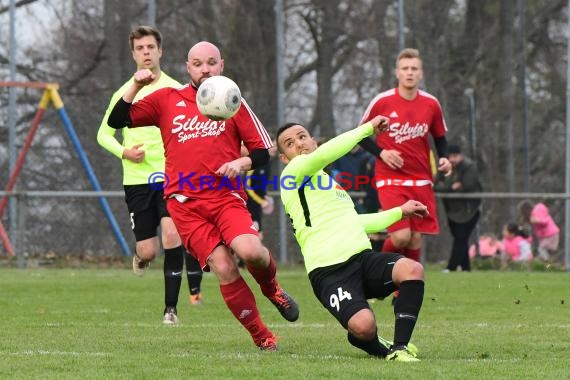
[518,201,559,261]
[501,223,533,262]
[469,233,503,258]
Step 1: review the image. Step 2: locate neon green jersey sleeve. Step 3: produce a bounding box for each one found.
[97,80,132,160]
[283,121,374,183]
[357,207,403,234]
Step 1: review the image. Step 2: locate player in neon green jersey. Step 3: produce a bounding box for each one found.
[97,26,203,324]
[276,115,427,362]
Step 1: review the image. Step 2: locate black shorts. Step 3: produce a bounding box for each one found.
[308,251,403,329]
[124,183,169,241]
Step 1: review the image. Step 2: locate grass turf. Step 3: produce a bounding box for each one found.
[0,266,568,379]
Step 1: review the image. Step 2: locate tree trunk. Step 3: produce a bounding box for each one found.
[314,2,336,138]
[499,0,516,218]
[104,0,132,88]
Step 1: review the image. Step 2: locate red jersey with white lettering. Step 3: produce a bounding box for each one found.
[127,83,272,199]
[359,88,447,182]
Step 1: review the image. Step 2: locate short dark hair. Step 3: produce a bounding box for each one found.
[129,25,162,51]
[505,222,529,239]
[275,122,305,153]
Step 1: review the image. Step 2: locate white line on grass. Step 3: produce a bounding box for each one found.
[11,349,108,357]
[115,322,338,329]
[167,351,354,360]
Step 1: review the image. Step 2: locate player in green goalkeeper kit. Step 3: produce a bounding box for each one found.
[276,115,426,361]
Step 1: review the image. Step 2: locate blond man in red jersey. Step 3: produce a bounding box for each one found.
[358,48,452,263]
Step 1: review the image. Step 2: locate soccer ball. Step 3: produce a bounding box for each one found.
[196,75,242,121]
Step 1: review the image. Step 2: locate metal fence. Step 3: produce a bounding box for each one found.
[1,190,569,271]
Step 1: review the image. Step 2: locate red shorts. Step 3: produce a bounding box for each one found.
[378,185,439,235]
[166,193,259,271]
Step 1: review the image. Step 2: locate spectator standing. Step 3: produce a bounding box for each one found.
[435,144,482,271]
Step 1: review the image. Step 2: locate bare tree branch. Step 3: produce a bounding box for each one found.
[0,0,39,14]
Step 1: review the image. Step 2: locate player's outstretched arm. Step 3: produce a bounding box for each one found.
[107,69,156,130]
[357,200,428,234]
[357,208,402,234]
[123,69,155,103]
[399,200,429,218]
[286,116,388,181]
[107,97,132,130]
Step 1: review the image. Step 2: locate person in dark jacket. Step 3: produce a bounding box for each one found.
[435,144,482,271]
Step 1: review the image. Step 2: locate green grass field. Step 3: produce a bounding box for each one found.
[0,265,568,379]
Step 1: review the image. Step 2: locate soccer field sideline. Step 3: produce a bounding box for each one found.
[0,267,568,379]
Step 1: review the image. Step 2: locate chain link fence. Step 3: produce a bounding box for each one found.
[1,190,568,270]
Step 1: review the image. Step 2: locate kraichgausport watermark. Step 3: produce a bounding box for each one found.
[147,172,432,191]
[148,171,170,190]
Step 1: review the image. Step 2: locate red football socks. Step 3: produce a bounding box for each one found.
[404,248,421,262]
[382,237,402,254]
[220,277,272,342]
[246,253,278,298]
